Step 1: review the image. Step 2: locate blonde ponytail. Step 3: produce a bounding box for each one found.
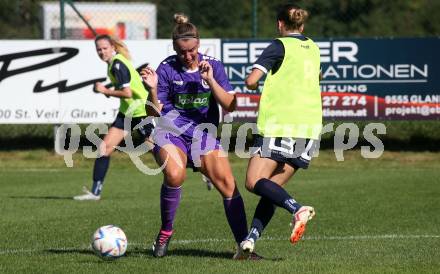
[112,38,131,60]
[94,34,131,60]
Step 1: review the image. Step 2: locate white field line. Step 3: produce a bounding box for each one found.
[154,234,440,245]
[1,234,439,255]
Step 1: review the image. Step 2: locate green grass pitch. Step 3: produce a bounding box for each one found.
[0,150,439,273]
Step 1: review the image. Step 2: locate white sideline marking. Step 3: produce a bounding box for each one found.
[23,168,61,172]
[303,234,440,240]
[1,235,439,255]
[168,234,440,245]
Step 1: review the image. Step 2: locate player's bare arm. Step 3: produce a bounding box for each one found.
[199,60,236,112]
[245,68,265,90]
[141,66,161,116]
[95,82,132,98]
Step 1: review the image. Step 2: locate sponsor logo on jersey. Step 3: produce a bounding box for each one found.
[175,92,211,109]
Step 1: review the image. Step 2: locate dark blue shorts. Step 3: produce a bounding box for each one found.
[251,134,318,169]
[111,112,155,139]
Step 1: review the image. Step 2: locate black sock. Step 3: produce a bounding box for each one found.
[247,197,276,242]
[91,156,110,195]
[253,178,302,214]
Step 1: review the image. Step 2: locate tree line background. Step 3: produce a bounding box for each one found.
[0,0,439,39]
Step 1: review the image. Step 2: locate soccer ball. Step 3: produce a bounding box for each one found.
[91,225,127,259]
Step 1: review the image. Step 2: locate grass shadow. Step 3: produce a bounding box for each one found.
[168,248,233,259]
[110,247,232,259]
[163,248,283,261]
[44,246,283,261]
[44,248,122,263]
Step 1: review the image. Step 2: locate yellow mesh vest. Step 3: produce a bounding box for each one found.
[108,54,148,117]
[257,37,322,138]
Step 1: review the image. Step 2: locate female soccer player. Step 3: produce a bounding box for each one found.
[239,4,322,254]
[74,35,151,201]
[141,13,252,259]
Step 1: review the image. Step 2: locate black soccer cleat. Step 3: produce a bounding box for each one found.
[152,230,173,258]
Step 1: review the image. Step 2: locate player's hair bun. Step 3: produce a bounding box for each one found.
[289,9,309,25]
[172,13,199,40]
[174,13,189,24]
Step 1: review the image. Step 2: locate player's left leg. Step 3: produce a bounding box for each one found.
[151,137,188,258]
[242,162,296,252]
[199,150,250,259]
[73,126,126,201]
[244,154,315,247]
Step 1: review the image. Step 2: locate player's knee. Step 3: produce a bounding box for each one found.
[213,175,236,197]
[103,146,115,156]
[245,177,257,192]
[223,178,236,196]
[99,142,114,157]
[245,182,254,192]
[165,169,185,186]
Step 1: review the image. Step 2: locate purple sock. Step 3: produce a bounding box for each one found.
[223,195,248,243]
[160,184,181,231]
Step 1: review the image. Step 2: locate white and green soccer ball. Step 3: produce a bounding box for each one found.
[91,225,127,259]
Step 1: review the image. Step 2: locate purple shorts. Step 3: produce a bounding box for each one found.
[152,127,222,168]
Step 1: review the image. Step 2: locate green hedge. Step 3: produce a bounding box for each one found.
[0,120,439,151]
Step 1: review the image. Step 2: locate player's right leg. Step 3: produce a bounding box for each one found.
[152,141,187,258]
[199,150,255,259]
[240,155,280,253]
[73,126,126,201]
[249,160,298,241]
[244,136,318,247]
[241,154,305,251]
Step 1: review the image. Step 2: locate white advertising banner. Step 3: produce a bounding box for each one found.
[0,39,221,124]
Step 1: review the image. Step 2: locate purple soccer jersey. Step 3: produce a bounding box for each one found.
[156,53,233,132]
[152,53,233,167]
